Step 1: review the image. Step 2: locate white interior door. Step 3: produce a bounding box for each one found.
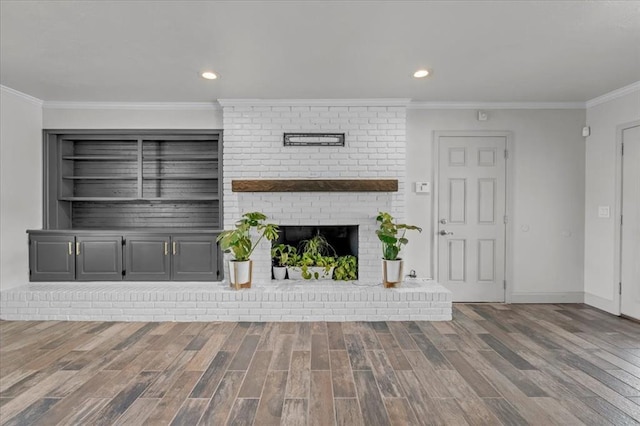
[437,135,507,302]
[621,124,640,320]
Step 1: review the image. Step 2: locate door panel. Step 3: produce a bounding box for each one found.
[76,236,123,281]
[621,125,640,319]
[171,235,218,281]
[438,135,506,302]
[29,235,75,281]
[125,236,170,281]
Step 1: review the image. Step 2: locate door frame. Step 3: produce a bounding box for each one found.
[432,130,514,302]
[615,120,640,316]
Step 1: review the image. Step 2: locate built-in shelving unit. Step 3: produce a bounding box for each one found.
[32,130,223,282]
[43,130,223,229]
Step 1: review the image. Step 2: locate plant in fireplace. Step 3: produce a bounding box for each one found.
[375,212,421,288]
[287,232,337,280]
[271,243,297,280]
[217,211,279,289]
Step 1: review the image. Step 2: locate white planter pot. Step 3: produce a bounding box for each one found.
[287,266,335,280]
[273,266,287,280]
[382,259,404,288]
[229,260,252,289]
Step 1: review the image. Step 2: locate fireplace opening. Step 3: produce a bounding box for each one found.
[275,225,358,258]
[272,225,359,280]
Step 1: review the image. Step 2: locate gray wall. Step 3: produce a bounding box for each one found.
[405,108,586,302]
[584,90,640,314]
[1,88,43,290]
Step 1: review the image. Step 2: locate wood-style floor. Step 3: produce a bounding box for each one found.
[1,304,639,425]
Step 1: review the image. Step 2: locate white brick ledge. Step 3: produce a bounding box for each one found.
[0,279,451,322]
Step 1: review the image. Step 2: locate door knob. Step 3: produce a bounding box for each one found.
[440,219,448,224]
[439,230,454,236]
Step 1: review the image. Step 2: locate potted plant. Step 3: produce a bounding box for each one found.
[217,211,279,289]
[287,232,337,280]
[333,255,358,281]
[375,212,421,288]
[271,243,296,280]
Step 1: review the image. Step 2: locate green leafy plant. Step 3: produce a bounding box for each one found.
[216,212,279,261]
[271,244,297,267]
[287,233,338,280]
[333,255,358,281]
[299,232,335,258]
[375,212,422,260]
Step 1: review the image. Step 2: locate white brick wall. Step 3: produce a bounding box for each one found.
[221,102,408,283]
[0,281,452,322]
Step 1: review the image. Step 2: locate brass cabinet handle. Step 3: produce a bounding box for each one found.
[76,242,81,256]
[68,241,73,255]
[172,241,177,255]
[164,241,169,256]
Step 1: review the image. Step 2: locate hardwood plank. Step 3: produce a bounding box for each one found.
[479,350,548,397]
[344,333,371,371]
[484,397,529,426]
[286,351,310,399]
[254,371,288,425]
[198,370,245,425]
[270,334,295,371]
[442,351,500,397]
[228,334,260,371]
[384,397,419,426]
[144,371,202,425]
[226,398,260,426]
[477,334,536,370]
[189,350,233,398]
[1,397,59,426]
[311,333,330,370]
[116,397,159,425]
[281,398,308,426]
[327,322,346,349]
[169,398,209,426]
[330,350,356,398]
[237,351,273,398]
[293,322,312,350]
[353,370,391,426]
[334,398,364,426]
[309,371,335,426]
[367,350,404,398]
[411,333,451,370]
[377,333,413,371]
[395,370,444,424]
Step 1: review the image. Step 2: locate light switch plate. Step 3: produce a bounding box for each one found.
[598,205,610,218]
[415,182,431,193]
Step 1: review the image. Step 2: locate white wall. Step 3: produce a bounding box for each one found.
[43,107,222,129]
[405,108,586,302]
[0,88,43,290]
[584,89,640,314]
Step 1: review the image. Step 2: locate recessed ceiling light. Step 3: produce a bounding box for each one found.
[413,69,430,78]
[201,71,218,80]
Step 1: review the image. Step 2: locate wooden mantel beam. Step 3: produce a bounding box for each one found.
[231,179,398,192]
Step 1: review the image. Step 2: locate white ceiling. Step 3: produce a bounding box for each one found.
[1,1,639,103]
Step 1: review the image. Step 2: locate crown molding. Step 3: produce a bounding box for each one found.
[408,101,585,110]
[586,81,640,109]
[42,101,220,110]
[217,98,412,107]
[0,85,43,106]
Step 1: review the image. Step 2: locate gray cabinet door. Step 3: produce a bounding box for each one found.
[76,236,123,281]
[171,235,219,281]
[124,236,170,281]
[29,235,75,281]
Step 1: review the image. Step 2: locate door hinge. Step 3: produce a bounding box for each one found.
[621,215,623,226]
[503,215,508,224]
[619,282,622,295]
[503,280,507,289]
[122,270,126,277]
[504,149,509,159]
[122,238,126,245]
[621,143,624,156]
[29,269,32,276]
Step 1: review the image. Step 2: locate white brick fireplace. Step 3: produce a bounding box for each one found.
[0,99,452,322]
[219,99,409,283]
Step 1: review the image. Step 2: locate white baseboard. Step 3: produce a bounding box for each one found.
[584,292,620,315]
[510,291,584,304]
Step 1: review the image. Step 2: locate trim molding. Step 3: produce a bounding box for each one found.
[584,292,619,315]
[586,81,640,109]
[510,292,584,304]
[0,85,43,106]
[42,101,220,110]
[217,98,412,107]
[409,101,585,110]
